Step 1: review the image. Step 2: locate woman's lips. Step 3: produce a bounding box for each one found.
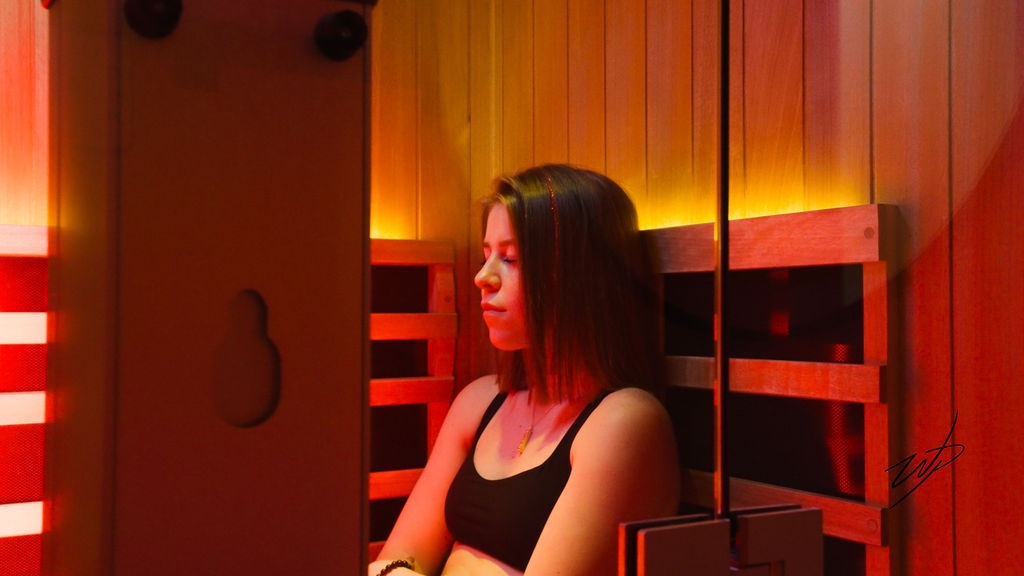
[481,302,504,321]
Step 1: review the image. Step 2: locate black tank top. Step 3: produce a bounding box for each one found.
[444,392,605,571]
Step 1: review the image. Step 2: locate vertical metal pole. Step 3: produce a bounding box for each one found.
[714,0,731,520]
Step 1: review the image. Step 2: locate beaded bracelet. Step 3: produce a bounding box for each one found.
[375,559,413,576]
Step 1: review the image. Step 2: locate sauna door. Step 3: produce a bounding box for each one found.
[114,2,368,574]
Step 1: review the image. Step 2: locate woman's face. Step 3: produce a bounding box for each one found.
[475,204,529,350]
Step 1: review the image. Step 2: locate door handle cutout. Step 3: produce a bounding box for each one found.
[212,289,281,428]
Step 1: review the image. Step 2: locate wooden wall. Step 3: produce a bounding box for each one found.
[0,2,48,226]
[369,0,1024,574]
[949,2,1024,572]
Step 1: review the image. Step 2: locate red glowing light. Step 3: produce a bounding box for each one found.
[0,345,45,393]
[0,227,47,257]
[0,392,45,426]
[0,424,44,503]
[0,314,46,345]
[0,502,43,538]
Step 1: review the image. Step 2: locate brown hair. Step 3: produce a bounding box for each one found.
[481,164,664,403]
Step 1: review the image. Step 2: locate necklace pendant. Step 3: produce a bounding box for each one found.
[518,427,533,455]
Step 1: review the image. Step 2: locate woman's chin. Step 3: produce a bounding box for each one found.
[487,333,527,351]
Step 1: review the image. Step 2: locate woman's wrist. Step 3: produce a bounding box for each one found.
[369,557,419,576]
[375,559,413,576]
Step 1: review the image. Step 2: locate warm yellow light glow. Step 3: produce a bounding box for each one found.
[638,186,867,232]
[0,313,47,344]
[0,501,44,537]
[370,220,415,240]
[731,185,866,220]
[0,391,46,426]
[0,225,48,256]
[639,212,717,231]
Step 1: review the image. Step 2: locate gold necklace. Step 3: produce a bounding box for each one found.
[517,395,557,456]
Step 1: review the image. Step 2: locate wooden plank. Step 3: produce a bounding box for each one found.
[803,0,871,211]
[417,0,470,246]
[469,0,501,196]
[873,1,953,574]
[369,313,458,341]
[619,514,711,576]
[739,0,804,219]
[863,404,889,505]
[47,3,120,573]
[469,0,502,385]
[0,0,48,227]
[691,0,721,225]
[645,204,888,273]
[428,265,456,377]
[862,262,892,509]
[605,0,647,225]
[0,226,47,257]
[729,204,884,269]
[862,262,888,366]
[637,519,730,576]
[646,222,715,273]
[369,468,422,501]
[370,238,454,266]
[370,0,419,239]
[866,545,891,576]
[728,0,746,220]
[501,0,534,173]
[414,0,469,403]
[735,508,823,576]
[731,478,884,546]
[730,358,881,404]
[533,0,569,164]
[951,2,1024,573]
[567,0,605,172]
[429,265,456,314]
[645,0,694,229]
[666,356,881,404]
[369,377,454,407]
[681,470,885,546]
[665,355,715,391]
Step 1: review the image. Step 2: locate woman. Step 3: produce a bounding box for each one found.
[369,164,680,576]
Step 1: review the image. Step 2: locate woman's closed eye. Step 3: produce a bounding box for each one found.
[479,254,517,266]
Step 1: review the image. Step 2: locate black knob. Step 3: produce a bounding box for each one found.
[124,0,182,39]
[314,11,368,62]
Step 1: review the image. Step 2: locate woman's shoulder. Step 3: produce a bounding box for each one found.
[575,387,676,456]
[446,374,503,438]
[567,386,681,513]
[454,374,501,406]
[592,387,669,422]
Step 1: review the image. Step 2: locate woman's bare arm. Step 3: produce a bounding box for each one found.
[369,376,500,576]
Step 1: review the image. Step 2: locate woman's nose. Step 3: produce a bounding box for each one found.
[475,260,499,290]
